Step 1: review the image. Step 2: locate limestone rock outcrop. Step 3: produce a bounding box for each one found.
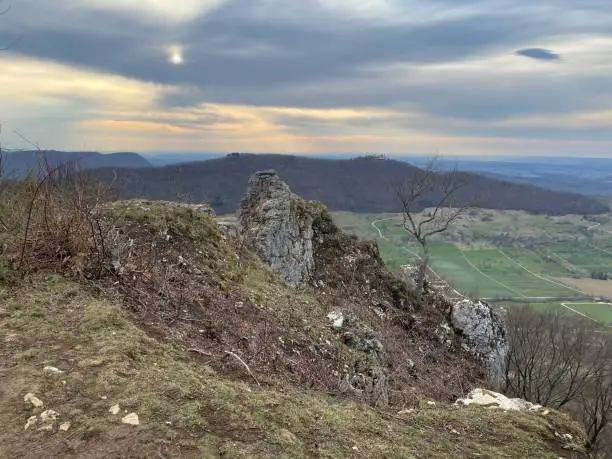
[450,299,508,385]
[456,388,543,411]
[238,170,314,288]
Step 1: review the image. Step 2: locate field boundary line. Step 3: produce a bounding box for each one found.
[457,248,526,298]
[496,249,587,295]
[586,242,612,256]
[560,303,600,323]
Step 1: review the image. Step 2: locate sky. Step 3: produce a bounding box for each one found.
[0,0,611,156]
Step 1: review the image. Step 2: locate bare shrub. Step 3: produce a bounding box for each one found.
[504,306,612,453]
[10,159,109,276]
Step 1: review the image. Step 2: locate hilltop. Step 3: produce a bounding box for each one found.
[0,170,589,458]
[89,154,608,215]
[1,150,152,178]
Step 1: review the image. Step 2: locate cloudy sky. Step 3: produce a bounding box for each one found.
[1,0,611,156]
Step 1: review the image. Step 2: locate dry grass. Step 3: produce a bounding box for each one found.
[0,168,593,457]
[0,276,589,458]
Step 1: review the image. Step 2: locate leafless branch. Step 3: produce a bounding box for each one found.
[394,157,468,293]
[225,350,261,387]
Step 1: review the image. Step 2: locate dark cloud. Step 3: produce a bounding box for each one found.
[3,0,612,129]
[515,48,561,60]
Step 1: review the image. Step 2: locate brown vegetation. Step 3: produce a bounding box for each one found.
[557,277,612,298]
[0,155,595,457]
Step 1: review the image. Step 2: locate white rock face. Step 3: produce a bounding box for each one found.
[450,299,508,385]
[456,388,542,411]
[239,170,314,288]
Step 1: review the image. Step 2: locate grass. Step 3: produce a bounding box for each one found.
[332,209,612,324]
[0,276,588,458]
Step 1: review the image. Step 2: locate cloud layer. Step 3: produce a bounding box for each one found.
[1,0,612,155]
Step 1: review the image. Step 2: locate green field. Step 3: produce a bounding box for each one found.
[332,210,612,325]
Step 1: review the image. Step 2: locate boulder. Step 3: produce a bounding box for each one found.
[239,170,314,288]
[450,299,508,386]
[456,388,542,411]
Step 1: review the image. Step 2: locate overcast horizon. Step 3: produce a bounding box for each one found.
[1,1,611,156]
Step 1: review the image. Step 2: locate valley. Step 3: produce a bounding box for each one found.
[333,209,612,325]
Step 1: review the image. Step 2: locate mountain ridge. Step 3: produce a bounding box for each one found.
[1,150,153,178]
[89,153,609,215]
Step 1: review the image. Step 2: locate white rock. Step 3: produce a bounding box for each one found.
[40,410,59,422]
[24,393,44,408]
[43,366,63,374]
[109,404,121,415]
[24,416,38,430]
[238,171,315,288]
[327,311,344,329]
[59,422,71,432]
[121,413,140,426]
[456,388,542,411]
[450,300,508,385]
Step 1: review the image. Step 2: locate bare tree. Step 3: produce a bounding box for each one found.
[504,306,612,454]
[579,344,612,454]
[504,307,598,408]
[395,159,467,293]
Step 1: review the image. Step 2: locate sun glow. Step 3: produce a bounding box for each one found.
[168,46,184,65]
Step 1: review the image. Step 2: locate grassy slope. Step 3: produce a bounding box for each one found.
[0,276,588,459]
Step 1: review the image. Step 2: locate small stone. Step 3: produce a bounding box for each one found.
[397,409,416,415]
[43,366,63,374]
[100,396,107,400]
[38,423,54,432]
[327,311,344,329]
[24,393,44,408]
[427,401,436,406]
[59,422,71,432]
[121,413,139,426]
[40,410,59,422]
[24,416,38,430]
[109,404,121,415]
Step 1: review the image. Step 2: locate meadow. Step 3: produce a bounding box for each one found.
[332,209,612,325]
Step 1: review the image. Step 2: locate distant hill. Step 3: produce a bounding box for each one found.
[0,150,153,178]
[89,154,609,215]
[403,156,612,197]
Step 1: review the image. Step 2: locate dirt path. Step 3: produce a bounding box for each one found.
[371,217,395,239]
